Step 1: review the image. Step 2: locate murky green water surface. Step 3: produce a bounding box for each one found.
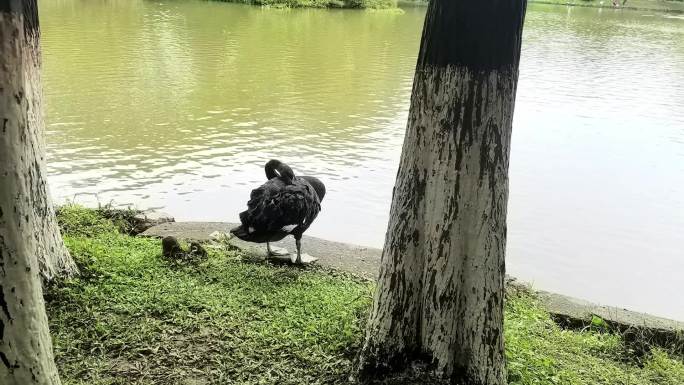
[41,1,684,319]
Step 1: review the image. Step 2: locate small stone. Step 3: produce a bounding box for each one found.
[209,231,232,243]
[268,246,290,256]
[133,211,175,234]
[295,253,318,264]
[269,253,318,265]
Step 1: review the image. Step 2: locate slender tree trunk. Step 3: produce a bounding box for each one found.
[1,1,72,383]
[356,1,526,384]
[0,0,76,282]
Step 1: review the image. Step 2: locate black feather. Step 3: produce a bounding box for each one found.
[230,160,324,244]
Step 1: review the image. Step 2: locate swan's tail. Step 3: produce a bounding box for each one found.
[229,224,251,241]
[230,210,252,240]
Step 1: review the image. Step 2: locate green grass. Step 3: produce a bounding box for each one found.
[48,205,684,384]
[56,203,142,235]
[505,290,684,385]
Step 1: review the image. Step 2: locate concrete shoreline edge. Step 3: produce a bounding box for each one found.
[140,220,684,354]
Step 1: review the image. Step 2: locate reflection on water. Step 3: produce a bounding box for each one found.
[41,1,684,320]
[509,5,684,321]
[42,0,417,244]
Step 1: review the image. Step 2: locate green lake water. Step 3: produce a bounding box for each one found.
[40,1,684,320]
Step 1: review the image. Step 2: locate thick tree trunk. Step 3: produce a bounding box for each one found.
[356,1,526,384]
[1,1,71,384]
[0,0,76,282]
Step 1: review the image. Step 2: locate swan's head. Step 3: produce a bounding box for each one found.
[265,159,295,184]
[302,176,326,202]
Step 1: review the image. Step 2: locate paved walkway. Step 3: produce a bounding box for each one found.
[142,221,684,348]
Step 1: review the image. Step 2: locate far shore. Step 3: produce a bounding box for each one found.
[528,0,684,13]
[400,0,684,13]
[213,0,684,12]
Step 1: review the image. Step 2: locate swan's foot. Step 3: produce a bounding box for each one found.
[291,253,318,265]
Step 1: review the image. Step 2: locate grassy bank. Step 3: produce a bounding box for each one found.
[48,206,684,384]
[214,0,397,9]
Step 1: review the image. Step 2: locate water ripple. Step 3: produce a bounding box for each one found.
[39,2,684,320]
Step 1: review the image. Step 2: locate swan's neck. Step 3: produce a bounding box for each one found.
[265,159,294,184]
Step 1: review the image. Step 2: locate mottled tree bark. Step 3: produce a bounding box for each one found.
[0,0,76,281]
[1,1,73,384]
[356,1,526,384]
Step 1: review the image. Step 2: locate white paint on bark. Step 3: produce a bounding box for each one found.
[0,7,75,282]
[357,64,518,384]
[0,5,70,384]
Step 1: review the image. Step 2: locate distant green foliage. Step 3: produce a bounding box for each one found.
[215,0,397,9]
[49,209,684,384]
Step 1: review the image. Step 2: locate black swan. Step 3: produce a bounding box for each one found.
[230,160,325,264]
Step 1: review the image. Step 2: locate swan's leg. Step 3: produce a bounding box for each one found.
[267,242,289,257]
[291,236,317,264]
[295,237,302,264]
